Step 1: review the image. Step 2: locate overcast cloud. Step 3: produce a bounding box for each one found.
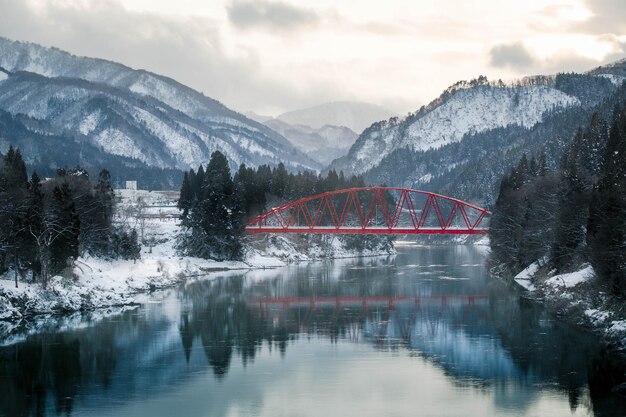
[574,0,626,34]
[0,0,623,116]
[489,42,607,74]
[226,0,320,31]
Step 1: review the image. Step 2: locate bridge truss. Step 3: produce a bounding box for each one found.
[245,187,491,235]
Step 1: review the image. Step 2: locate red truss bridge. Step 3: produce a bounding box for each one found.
[245,187,491,235]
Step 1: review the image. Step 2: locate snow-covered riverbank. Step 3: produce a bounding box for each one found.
[0,213,395,321]
[512,260,626,350]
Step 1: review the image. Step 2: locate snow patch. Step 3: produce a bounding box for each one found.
[514,261,540,291]
[596,73,626,86]
[585,309,609,325]
[79,110,100,135]
[94,128,150,164]
[545,265,594,288]
[515,262,540,280]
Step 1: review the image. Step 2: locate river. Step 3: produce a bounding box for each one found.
[1,245,625,417]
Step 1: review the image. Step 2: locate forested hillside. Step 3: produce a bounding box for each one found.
[490,105,626,296]
[330,69,626,206]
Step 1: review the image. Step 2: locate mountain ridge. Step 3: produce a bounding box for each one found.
[263,118,358,166]
[328,60,626,205]
[276,101,397,133]
[0,37,320,180]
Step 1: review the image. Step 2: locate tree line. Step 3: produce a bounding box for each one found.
[0,147,140,288]
[177,152,371,261]
[490,104,626,296]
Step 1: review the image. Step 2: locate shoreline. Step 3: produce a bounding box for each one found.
[0,213,396,322]
[0,249,397,346]
[0,245,395,322]
[506,260,626,352]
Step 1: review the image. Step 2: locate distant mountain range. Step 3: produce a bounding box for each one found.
[262,119,358,166]
[246,102,396,166]
[0,37,320,187]
[329,64,626,205]
[275,101,398,133]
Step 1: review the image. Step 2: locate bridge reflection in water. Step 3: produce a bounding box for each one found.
[1,247,625,417]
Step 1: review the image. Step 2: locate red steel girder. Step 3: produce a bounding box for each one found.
[245,187,491,235]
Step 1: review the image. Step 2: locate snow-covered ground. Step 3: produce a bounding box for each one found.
[511,261,626,349]
[0,190,395,322]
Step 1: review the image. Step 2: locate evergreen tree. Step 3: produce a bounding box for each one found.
[180,152,243,261]
[270,163,288,197]
[234,164,266,218]
[195,165,205,198]
[49,183,80,274]
[0,146,29,287]
[88,169,116,255]
[587,106,626,295]
[509,153,529,190]
[0,147,127,286]
[491,153,557,270]
[178,171,192,219]
[94,169,115,225]
[537,151,549,177]
[24,172,43,279]
[489,171,524,268]
[551,116,608,271]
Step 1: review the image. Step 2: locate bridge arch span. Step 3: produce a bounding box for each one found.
[245,187,491,235]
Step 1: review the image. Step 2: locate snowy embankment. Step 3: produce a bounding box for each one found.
[0,196,395,321]
[513,261,626,349]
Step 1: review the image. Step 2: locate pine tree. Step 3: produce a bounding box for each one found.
[271,163,288,197]
[552,131,590,270]
[89,169,116,255]
[587,105,626,295]
[180,152,243,261]
[178,171,192,219]
[537,151,549,177]
[49,183,80,275]
[490,171,524,268]
[24,172,43,279]
[195,165,205,198]
[95,169,115,225]
[509,153,529,190]
[552,115,608,271]
[235,164,267,217]
[0,146,29,287]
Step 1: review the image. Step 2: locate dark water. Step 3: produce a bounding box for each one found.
[1,245,626,417]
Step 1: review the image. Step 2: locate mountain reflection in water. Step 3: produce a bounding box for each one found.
[1,246,625,417]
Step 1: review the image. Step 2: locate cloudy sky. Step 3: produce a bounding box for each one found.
[0,0,624,115]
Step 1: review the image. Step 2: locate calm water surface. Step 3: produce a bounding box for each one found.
[2,245,626,417]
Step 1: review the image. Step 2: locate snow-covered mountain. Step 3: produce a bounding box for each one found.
[263,119,358,165]
[330,68,626,204]
[0,37,319,177]
[331,76,580,176]
[276,101,397,133]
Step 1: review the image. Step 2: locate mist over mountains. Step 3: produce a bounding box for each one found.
[276,101,398,133]
[247,101,396,166]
